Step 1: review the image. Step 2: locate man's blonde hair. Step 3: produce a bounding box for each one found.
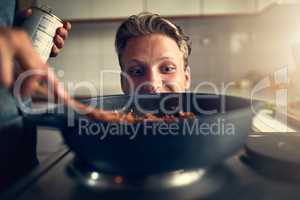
[115,12,191,68]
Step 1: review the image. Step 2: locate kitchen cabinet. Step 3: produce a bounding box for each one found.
[146,0,277,17]
[37,0,90,19]
[278,0,300,4]
[145,0,201,16]
[257,0,277,11]
[90,0,143,19]
[202,0,257,14]
[37,0,143,20]
[36,0,278,21]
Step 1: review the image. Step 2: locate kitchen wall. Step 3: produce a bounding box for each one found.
[48,4,300,96]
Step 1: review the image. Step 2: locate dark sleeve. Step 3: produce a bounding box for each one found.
[0,0,16,27]
[0,86,38,192]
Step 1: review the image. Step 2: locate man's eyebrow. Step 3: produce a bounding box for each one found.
[127,59,146,65]
[127,56,176,65]
[157,56,176,61]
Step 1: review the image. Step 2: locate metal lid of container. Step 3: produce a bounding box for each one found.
[31,4,63,23]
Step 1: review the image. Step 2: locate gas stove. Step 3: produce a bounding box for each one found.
[1,132,300,200]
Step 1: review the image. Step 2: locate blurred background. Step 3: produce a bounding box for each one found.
[29,0,300,103]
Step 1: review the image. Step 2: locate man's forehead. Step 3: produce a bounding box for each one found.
[125,34,180,52]
[123,35,182,62]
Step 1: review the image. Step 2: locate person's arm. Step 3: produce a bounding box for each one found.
[0,28,54,190]
[0,3,71,187]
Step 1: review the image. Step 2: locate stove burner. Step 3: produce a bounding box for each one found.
[242,133,300,182]
[67,159,206,190]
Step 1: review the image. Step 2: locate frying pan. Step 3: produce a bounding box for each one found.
[23,93,263,176]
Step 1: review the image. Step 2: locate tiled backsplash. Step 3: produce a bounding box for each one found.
[48,5,300,96]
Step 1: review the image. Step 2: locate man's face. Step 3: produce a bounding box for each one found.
[120,33,191,94]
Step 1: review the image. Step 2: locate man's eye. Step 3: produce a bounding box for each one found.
[128,67,144,76]
[160,65,176,74]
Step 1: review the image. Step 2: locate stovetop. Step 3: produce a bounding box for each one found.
[2,132,300,200]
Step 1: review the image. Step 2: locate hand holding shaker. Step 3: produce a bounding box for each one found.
[21,5,63,63]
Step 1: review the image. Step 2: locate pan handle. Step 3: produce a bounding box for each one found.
[24,112,66,130]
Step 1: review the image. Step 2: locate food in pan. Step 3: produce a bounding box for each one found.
[86,108,196,123]
[34,76,196,123]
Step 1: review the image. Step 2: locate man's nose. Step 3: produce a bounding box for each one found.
[140,69,161,93]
